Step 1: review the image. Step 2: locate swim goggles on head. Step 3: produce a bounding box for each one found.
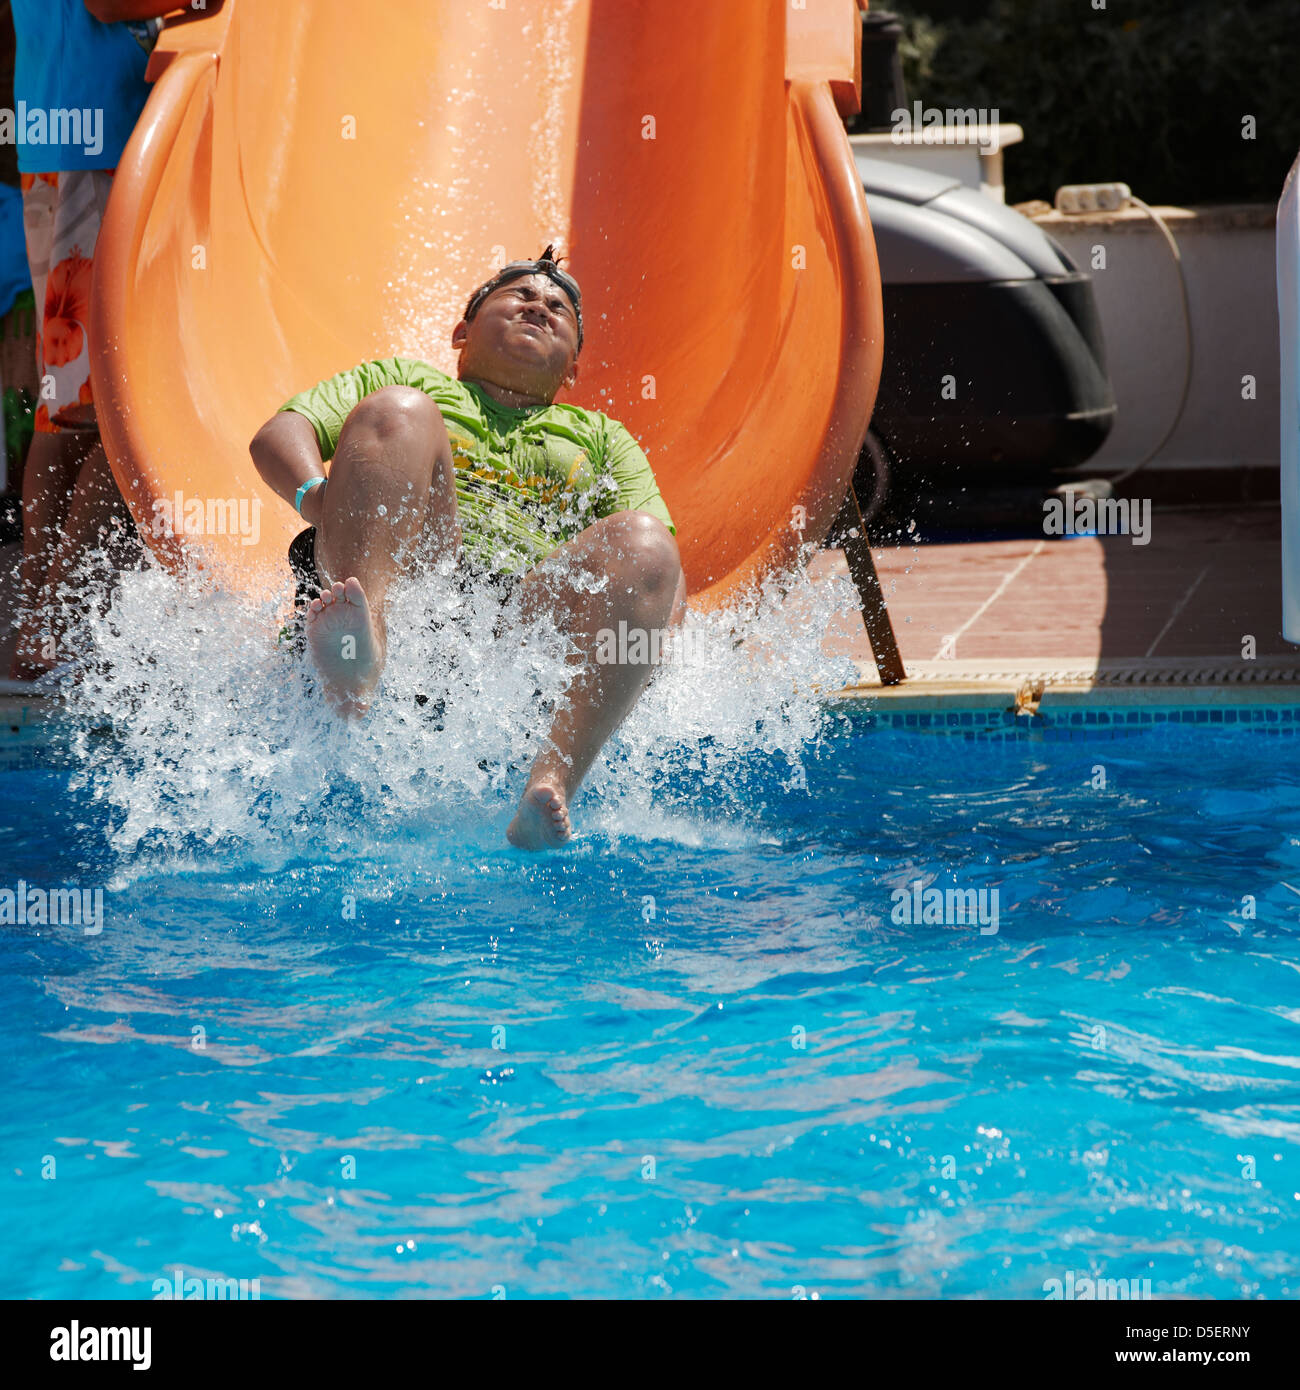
[463,245,584,351]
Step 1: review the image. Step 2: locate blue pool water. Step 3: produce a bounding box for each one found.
[3,708,1300,1299]
[2,565,1299,1299]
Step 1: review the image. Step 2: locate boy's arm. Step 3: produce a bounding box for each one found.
[249,411,329,527]
[249,359,441,526]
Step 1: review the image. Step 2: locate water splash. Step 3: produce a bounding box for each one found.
[56,545,859,880]
[385,0,584,364]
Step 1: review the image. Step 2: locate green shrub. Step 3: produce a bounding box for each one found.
[885,0,1300,206]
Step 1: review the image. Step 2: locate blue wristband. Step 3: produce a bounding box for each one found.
[295,475,326,515]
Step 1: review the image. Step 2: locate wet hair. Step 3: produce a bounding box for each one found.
[463,244,584,352]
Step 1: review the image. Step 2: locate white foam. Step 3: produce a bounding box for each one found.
[58,545,860,874]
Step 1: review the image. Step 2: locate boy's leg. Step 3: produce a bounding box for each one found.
[305,385,458,714]
[506,510,684,850]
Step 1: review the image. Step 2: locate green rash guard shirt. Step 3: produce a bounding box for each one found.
[278,357,675,577]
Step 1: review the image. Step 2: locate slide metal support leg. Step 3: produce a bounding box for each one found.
[834,483,905,686]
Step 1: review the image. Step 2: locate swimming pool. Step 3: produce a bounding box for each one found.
[3,683,1299,1300]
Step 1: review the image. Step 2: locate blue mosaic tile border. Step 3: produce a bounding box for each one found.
[844,704,1300,740]
[0,720,74,771]
[4,704,1300,769]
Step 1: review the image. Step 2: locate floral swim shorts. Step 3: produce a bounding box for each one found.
[19,168,115,434]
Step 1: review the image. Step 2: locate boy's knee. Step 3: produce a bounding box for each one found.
[346,386,443,442]
[602,511,680,592]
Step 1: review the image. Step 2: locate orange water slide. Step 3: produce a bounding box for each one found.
[90,0,882,610]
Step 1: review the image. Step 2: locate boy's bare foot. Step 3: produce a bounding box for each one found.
[305,576,384,715]
[507,780,572,851]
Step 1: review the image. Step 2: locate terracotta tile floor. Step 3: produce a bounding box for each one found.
[1,506,1293,697]
[811,504,1293,671]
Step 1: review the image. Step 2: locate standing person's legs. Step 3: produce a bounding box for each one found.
[11,429,94,676]
[304,385,460,714]
[38,442,141,644]
[10,170,124,678]
[506,510,684,850]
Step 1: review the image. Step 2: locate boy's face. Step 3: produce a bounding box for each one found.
[453,273,580,398]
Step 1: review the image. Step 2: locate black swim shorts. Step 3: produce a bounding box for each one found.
[284,527,520,653]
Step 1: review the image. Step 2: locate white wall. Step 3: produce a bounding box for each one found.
[1031,204,1278,472]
